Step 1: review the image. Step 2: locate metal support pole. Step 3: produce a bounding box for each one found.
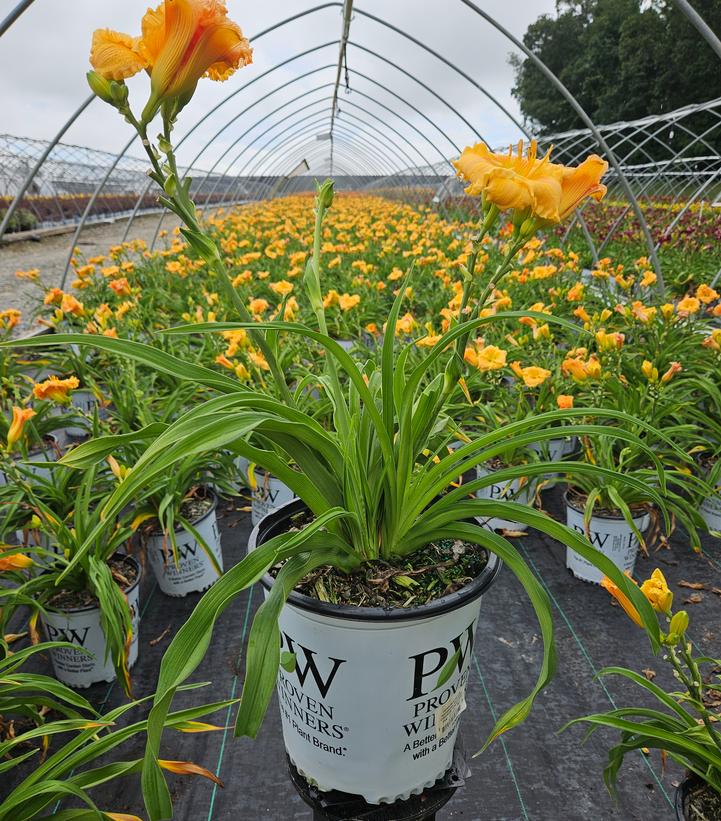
[0,0,35,37]
[673,0,721,61]
[329,0,354,177]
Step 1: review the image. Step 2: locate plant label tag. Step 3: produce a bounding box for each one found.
[434,683,467,740]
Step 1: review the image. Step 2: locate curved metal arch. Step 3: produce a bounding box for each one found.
[258,130,441,214]
[348,42,486,146]
[120,46,342,241]
[458,0,665,289]
[240,116,417,199]
[674,0,721,61]
[196,85,455,215]
[238,116,409,198]
[577,110,721,256]
[266,124,408,188]
[352,6,527,137]
[0,94,96,239]
[148,81,340,245]
[344,66,462,155]
[228,95,446,208]
[286,138,392,182]
[196,52,476,209]
[0,0,35,37]
[46,3,350,273]
[217,104,435,212]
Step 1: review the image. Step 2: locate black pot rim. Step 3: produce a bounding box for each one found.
[564,489,650,522]
[249,498,502,622]
[43,553,142,615]
[146,486,218,537]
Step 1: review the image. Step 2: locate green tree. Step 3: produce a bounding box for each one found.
[511,0,721,151]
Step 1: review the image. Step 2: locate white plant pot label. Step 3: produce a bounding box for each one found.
[273,596,484,804]
[146,506,223,597]
[475,466,534,532]
[700,493,721,532]
[41,570,140,688]
[565,503,649,584]
[251,472,295,526]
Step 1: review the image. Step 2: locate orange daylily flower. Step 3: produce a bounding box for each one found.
[7,406,36,450]
[32,376,80,403]
[595,329,624,351]
[556,394,574,409]
[676,296,700,316]
[0,548,33,573]
[248,298,269,315]
[660,361,682,384]
[566,283,584,301]
[640,270,657,287]
[600,573,643,627]
[640,569,673,614]
[339,293,360,311]
[510,361,551,388]
[60,294,84,316]
[90,0,253,116]
[269,280,293,297]
[109,277,132,296]
[453,139,607,223]
[475,345,508,371]
[696,284,719,304]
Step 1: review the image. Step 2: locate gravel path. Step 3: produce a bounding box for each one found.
[0,213,182,335]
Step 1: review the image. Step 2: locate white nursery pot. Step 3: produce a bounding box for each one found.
[699,490,721,533]
[249,499,501,804]
[146,491,223,597]
[475,465,535,532]
[529,438,567,482]
[250,468,296,526]
[565,494,650,584]
[41,555,141,688]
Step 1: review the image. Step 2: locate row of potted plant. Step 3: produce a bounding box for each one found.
[1,3,719,816]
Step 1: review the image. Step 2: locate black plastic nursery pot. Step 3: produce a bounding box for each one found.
[40,553,141,689]
[144,487,223,598]
[676,775,721,820]
[248,498,501,805]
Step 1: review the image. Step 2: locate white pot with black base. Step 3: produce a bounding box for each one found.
[248,499,502,804]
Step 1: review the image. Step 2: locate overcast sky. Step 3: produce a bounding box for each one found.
[0,0,557,177]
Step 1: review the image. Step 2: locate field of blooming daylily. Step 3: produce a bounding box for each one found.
[4,191,721,546]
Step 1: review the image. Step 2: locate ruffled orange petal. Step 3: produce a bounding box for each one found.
[485,169,534,213]
[90,29,146,81]
[526,174,563,222]
[139,3,166,67]
[558,155,608,220]
[150,0,199,99]
[182,20,253,90]
[453,144,498,195]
